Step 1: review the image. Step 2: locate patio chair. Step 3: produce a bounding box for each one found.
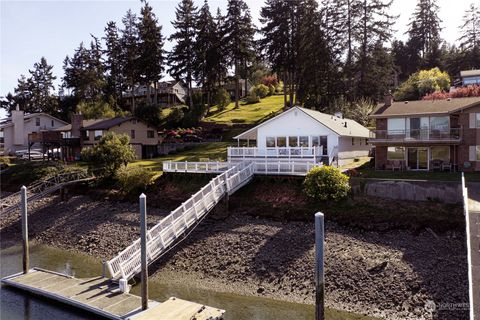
[431,160,442,171]
[442,162,452,172]
[392,160,403,171]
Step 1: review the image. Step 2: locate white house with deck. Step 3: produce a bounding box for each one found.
[229,106,371,166]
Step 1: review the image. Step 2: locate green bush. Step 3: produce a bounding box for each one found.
[254,84,269,98]
[304,166,350,201]
[394,67,451,101]
[245,90,260,104]
[116,166,154,194]
[268,84,276,96]
[214,88,231,111]
[81,132,136,178]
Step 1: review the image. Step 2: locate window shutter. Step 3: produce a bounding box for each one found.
[469,146,476,161]
[469,113,476,128]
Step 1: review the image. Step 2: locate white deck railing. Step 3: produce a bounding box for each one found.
[228,147,322,160]
[162,161,232,173]
[107,162,254,280]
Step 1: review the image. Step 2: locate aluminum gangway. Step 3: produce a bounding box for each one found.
[106,162,255,281]
[0,169,94,215]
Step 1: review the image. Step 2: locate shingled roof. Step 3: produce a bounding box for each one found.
[83,117,134,130]
[370,97,480,118]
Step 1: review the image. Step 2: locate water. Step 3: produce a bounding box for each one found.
[0,245,379,320]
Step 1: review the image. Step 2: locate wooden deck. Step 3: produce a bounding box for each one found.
[1,268,224,320]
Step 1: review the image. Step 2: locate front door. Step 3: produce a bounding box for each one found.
[407,147,429,170]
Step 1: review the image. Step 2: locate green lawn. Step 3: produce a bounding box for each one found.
[129,142,233,177]
[204,95,285,125]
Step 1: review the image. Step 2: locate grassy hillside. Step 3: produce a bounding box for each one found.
[204,95,285,124]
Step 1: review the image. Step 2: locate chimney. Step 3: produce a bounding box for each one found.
[384,91,393,107]
[71,113,84,138]
[12,105,24,146]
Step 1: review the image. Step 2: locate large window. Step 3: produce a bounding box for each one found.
[147,130,155,138]
[431,146,450,162]
[387,147,405,160]
[476,113,480,128]
[312,136,319,147]
[276,137,286,147]
[94,130,103,140]
[430,116,449,130]
[299,136,309,147]
[288,136,298,147]
[266,137,275,147]
[387,118,405,133]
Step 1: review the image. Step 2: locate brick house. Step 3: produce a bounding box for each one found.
[370,94,480,171]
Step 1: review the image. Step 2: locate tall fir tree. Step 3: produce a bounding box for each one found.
[224,0,255,108]
[407,0,442,64]
[103,21,123,108]
[120,9,140,111]
[458,3,480,69]
[168,0,197,107]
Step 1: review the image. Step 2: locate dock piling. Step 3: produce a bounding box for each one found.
[140,193,148,311]
[315,212,325,320]
[21,186,29,274]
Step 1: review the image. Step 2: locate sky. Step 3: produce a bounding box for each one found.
[0,0,473,119]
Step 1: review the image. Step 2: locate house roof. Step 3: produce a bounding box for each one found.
[233,106,370,140]
[54,119,105,132]
[370,97,480,118]
[0,112,68,129]
[460,70,480,77]
[82,117,134,130]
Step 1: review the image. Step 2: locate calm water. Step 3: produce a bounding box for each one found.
[0,245,378,320]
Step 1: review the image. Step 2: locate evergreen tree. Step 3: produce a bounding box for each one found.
[138,0,164,106]
[168,0,197,107]
[224,0,255,108]
[193,1,225,109]
[120,9,140,111]
[28,57,58,115]
[13,75,34,112]
[407,0,442,62]
[458,3,480,69]
[103,21,123,108]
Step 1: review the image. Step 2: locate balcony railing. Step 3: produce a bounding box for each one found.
[369,128,461,142]
[227,147,323,161]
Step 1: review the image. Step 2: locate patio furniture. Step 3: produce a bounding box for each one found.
[392,160,403,171]
[442,162,452,172]
[431,159,442,171]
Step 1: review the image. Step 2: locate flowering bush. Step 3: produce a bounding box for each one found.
[422,85,480,100]
[303,166,350,201]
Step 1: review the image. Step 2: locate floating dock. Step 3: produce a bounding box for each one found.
[1,268,224,320]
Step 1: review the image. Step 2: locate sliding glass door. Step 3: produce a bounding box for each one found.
[407,147,429,170]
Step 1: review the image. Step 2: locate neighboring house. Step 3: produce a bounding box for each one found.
[0,107,68,155]
[124,80,187,108]
[460,70,480,86]
[56,115,161,159]
[369,94,480,171]
[230,106,371,166]
[223,78,253,100]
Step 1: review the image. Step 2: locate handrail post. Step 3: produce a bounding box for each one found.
[315,212,325,320]
[21,186,29,274]
[139,193,148,310]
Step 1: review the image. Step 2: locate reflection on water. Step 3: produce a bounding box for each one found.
[1,245,378,320]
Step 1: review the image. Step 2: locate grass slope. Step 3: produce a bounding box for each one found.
[204,95,285,124]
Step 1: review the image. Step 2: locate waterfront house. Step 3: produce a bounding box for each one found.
[124,80,187,108]
[55,115,161,159]
[229,106,371,166]
[0,106,68,155]
[369,94,480,171]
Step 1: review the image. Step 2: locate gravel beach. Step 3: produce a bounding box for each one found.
[0,192,469,320]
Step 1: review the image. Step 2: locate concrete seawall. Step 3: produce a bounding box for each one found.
[350,178,480,204]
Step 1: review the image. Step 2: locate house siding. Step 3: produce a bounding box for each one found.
[338,136,370,165]
[459,106,480,171]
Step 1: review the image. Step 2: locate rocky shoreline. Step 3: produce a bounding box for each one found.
[0,194,469,320]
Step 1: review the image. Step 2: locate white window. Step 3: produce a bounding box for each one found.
[266,137,275,147]
[276,137,286,147]
[36,117,40,126]
[288,136,298,147]
[299,136,309,147]
[62,131,72,138]
[312,136,319,147]
[387,147,405,160]
[94,130,103,140]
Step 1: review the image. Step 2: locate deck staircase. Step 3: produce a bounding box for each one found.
[0,169,94,216]
[106,162,255,281]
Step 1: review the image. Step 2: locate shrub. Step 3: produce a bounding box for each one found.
[262,74,278,87]
[245,90,260,104]
[254,84,269,98]
[304,166,350,201]
[268,84,276,96]
[275,80,284,93]
[116,166,154,194]
[422,85,480,100]
[81,132,136,178]
[214,88,231,111]
[394,67,450,101]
